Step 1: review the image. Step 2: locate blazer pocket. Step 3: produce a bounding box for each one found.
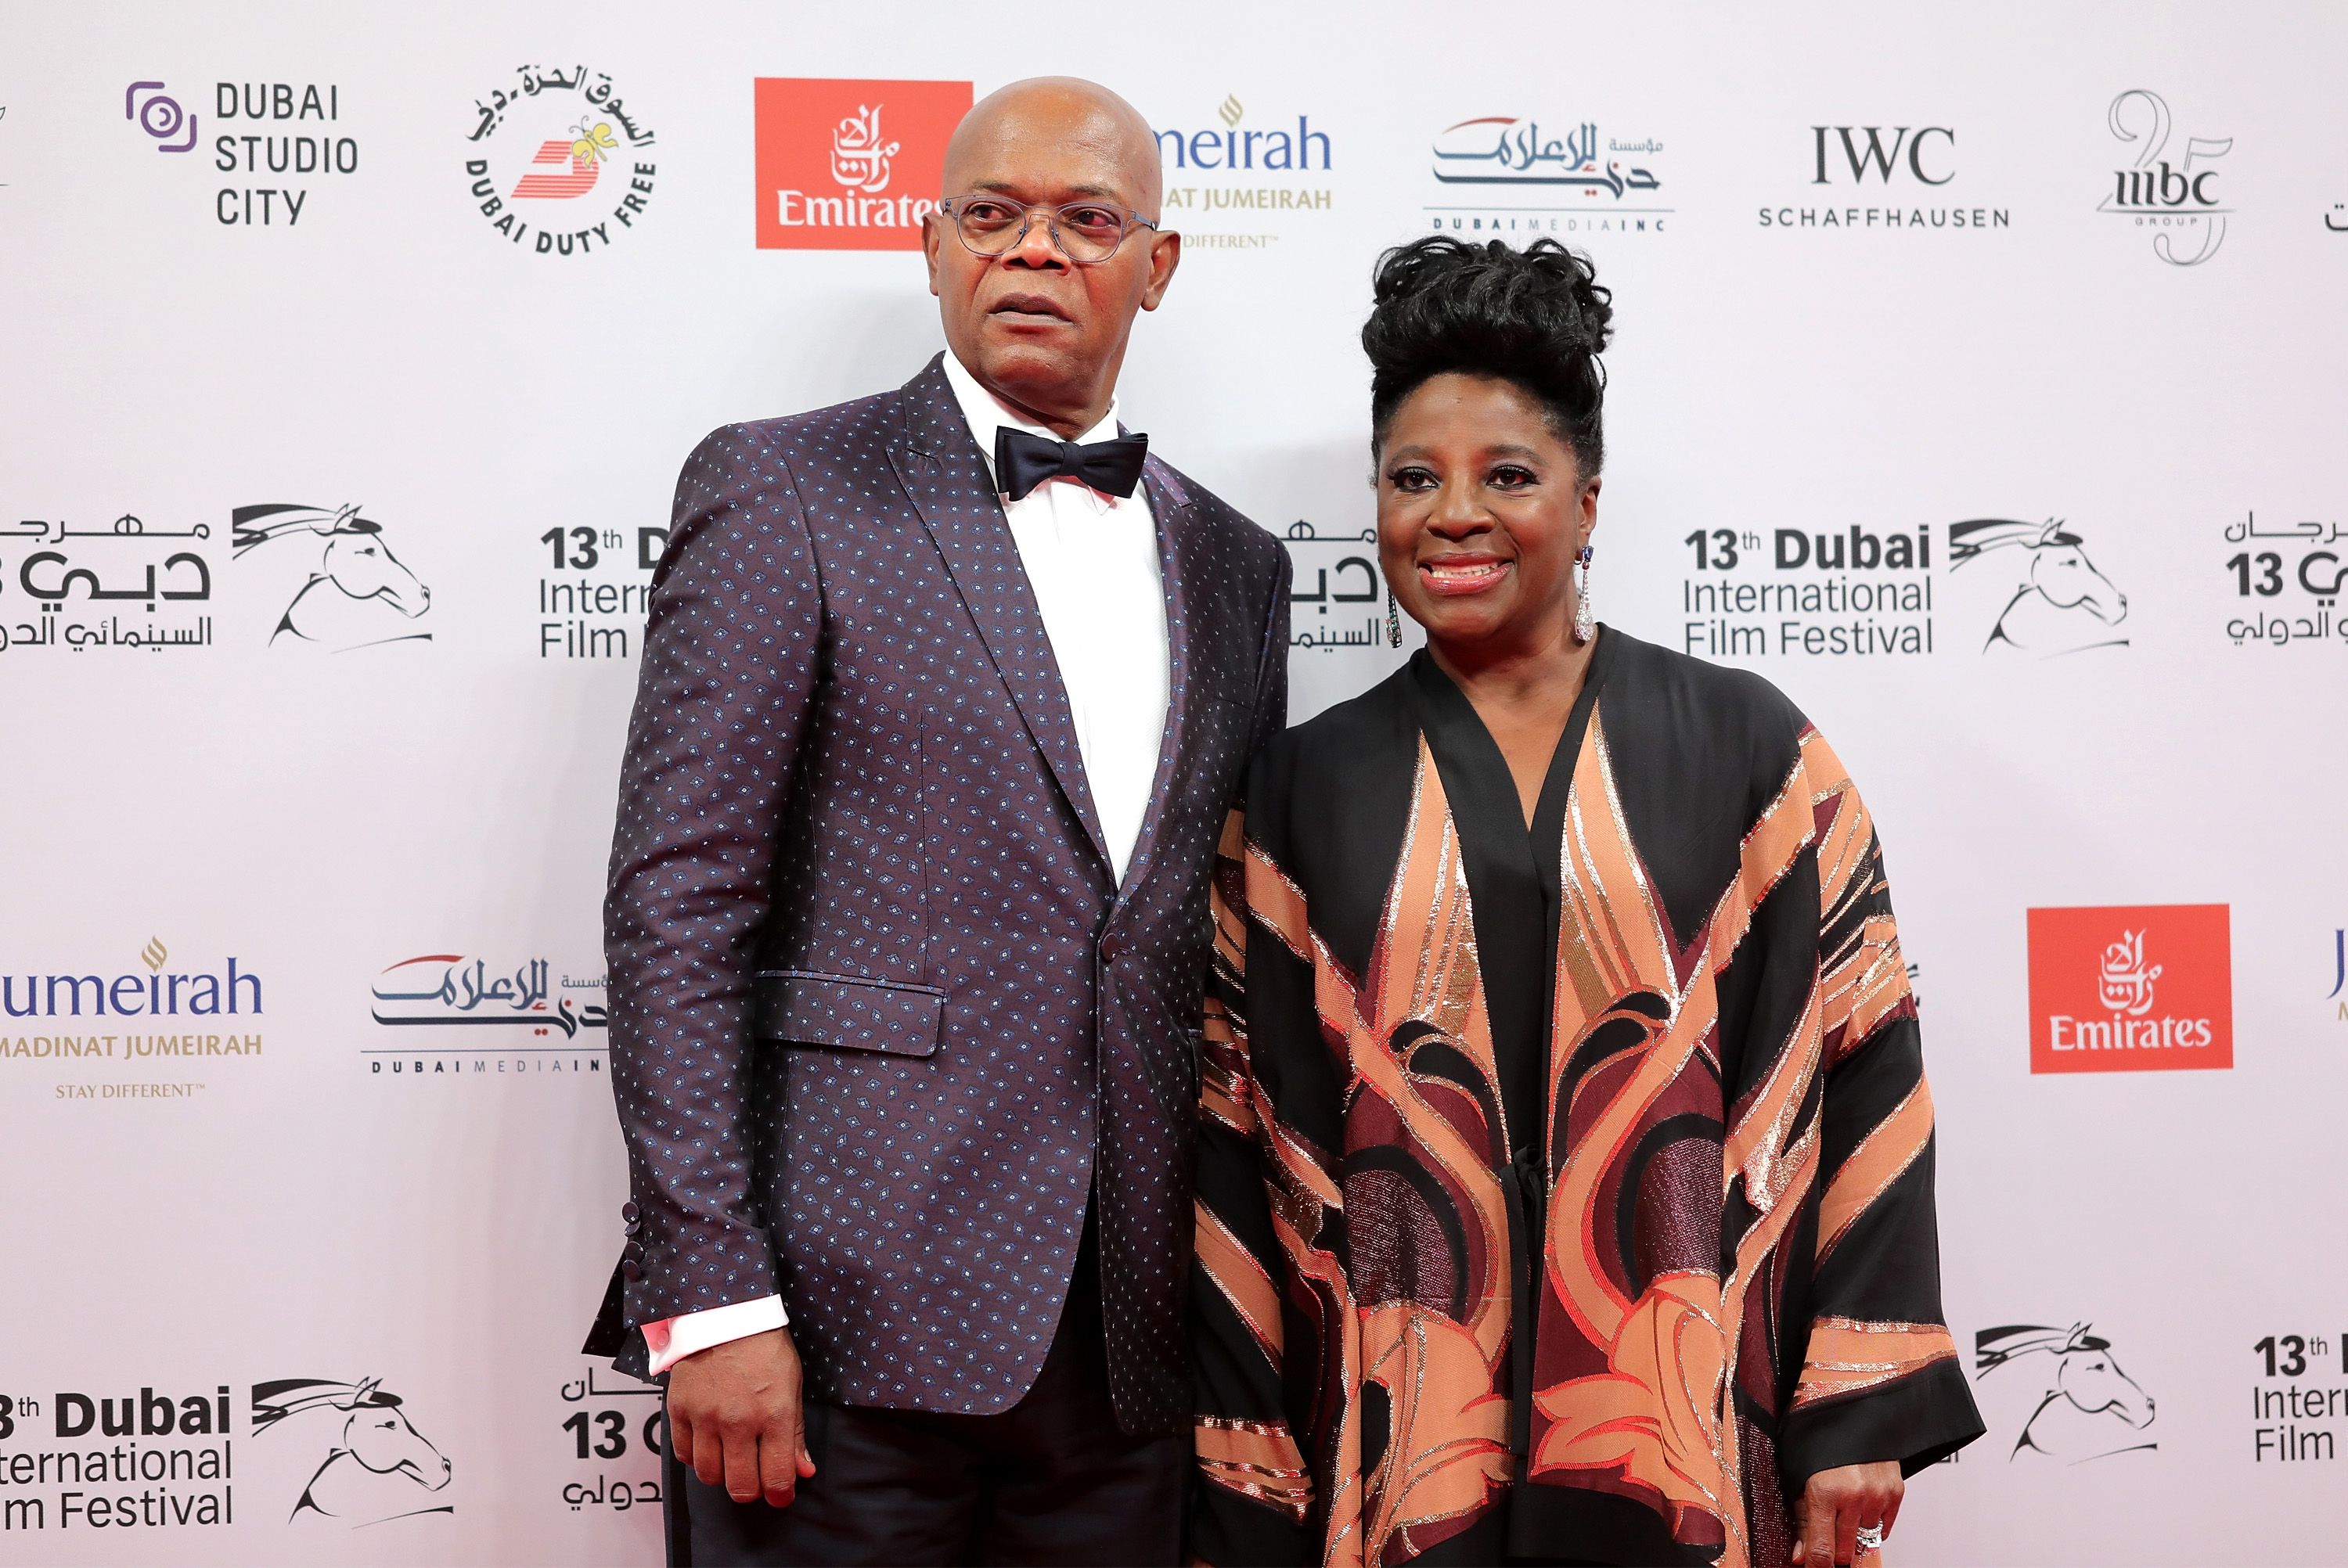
[752,970,945,1058]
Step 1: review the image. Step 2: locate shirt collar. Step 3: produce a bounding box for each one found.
[941,351,1125,504]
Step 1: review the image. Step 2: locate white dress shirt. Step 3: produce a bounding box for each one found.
[641,352,1172,1373]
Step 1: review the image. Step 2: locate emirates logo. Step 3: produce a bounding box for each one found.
[2094,930,2161,1017]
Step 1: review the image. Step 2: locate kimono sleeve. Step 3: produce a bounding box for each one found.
[1190,806,1320,1567]
[1777,732,1986,1495]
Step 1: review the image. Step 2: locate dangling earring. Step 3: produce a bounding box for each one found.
[1572,544,1595,644]
[1387,577,1403,648]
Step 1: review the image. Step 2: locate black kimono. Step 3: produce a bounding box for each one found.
[1191,629,1982,1567]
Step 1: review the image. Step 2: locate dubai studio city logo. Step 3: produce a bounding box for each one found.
[755,77,970,250]
[1425,114,1669,239]
[1949,518,2130,655]
[1758,120,2010,232]
[1154,95,1334,250]
[2098,88,2231,266]
[366,952,608,1079]
[2027,904,2231,1074]
[463,63,655,257]
[1974,1323,2156,1462]
[126,79,360,228]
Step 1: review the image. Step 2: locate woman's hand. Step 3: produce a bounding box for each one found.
[1794,1461,1902,1565]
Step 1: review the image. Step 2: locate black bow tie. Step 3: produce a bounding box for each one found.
[992,426,1149,502]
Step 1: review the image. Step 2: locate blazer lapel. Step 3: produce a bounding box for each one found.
[887,357,1113,874]
[1107,457,1201,915]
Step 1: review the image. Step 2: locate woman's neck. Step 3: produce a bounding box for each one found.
[1426,624,1596,721]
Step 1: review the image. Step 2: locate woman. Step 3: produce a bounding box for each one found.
[1190,238,1982,1568]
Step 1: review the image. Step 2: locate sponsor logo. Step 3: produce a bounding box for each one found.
[1974,1323,2157,1462]
[754,77,968,251]
[125,81,200,153]
[536,519,661,660]
[1424,115,1669,239]
[2098,89,2230,266]
[1,940,265,1101]
[232,503,434,650]
[0,1383,239,1532]
[1,512,216,654]
[2223,512,2348,649]
[1950,518,2129,655]
[557,1363,664,1516]
[1758,121,2010,232]
[1154,95,1333,250]
[253,1378,452,1524]
[1679,522,1935,660]
[464,64,656,257]
[128,80,360,228]
[2332,930,2346,1022]
[366,953,608,1081]
[1281,521,1387,653]
[2027,904,2231,1073]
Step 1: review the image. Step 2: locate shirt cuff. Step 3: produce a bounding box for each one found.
[642,1295,789,1376]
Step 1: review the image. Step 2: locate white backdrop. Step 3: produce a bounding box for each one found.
[3,2,2346,1563]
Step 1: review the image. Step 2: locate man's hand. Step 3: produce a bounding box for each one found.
[1794,1460,1901,1566]
[667,1326,816,1508]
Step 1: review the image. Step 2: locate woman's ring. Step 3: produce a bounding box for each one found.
[1855,1523,1886,1554]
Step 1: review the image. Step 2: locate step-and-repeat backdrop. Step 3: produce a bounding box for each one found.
[2,2,2343,1563]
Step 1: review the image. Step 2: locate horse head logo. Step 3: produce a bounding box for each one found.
[252,1376,453,1525]
[1949,519,2129,656]
[1975,1323,2156,1462]
[231,503,434,650]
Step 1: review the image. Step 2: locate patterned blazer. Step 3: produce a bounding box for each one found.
[589,355,1290,1435]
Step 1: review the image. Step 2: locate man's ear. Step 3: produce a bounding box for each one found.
[1140,229,1181,311]
[922,210,944,297]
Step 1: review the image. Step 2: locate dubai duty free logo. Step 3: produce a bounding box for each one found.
[2026,904,2231,1073]
[754,77,970,250]
[463,63,656,256]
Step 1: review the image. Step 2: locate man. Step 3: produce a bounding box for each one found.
[585,77,1291,1566]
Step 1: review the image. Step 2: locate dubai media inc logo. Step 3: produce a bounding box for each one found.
[755,77,971,250]
[2027,904,2231,1073]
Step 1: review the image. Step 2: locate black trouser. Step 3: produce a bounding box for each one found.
[664,1217,1183,1567]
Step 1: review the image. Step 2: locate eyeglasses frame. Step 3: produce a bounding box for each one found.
[934,193,1162,264]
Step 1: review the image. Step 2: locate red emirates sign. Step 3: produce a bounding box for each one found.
[2026,904,2232,1073]
[754,78,971,251]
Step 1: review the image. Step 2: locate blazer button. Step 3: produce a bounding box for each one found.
[623,1216,641,1235]
[621,1201,640,1223]
[1100,936,1123,962]
[621,1260,642,1282]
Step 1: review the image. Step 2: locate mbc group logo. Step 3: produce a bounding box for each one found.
[2027,904,2231,1073]
[755,78,971,250]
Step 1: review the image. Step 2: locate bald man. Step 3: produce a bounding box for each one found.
[586,78,1291,1565]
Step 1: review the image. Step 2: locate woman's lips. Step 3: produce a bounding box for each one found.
[1418,557,1512,595]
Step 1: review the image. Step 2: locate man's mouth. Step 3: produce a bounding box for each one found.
[1418,556,1512,595]
[989,292,1073,327]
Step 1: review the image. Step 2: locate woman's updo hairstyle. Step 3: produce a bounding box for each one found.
[1362,236,1613,477]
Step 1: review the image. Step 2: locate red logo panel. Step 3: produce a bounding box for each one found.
[2027,904,2232,1073]
[754,77,971,251]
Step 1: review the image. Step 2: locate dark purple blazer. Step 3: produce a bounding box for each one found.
[589,355,1289,1434]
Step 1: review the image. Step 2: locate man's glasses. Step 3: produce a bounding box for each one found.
[936,195,1159,264]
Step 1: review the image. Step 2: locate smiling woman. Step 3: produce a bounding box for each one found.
[1190,238,1984,1568]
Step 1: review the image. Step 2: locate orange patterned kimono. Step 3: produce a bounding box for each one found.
[1190,632,1980,1567]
